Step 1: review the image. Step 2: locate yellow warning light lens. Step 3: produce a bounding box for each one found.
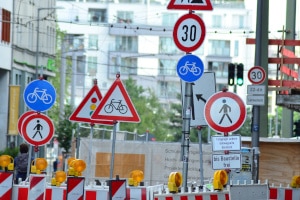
[55,171,67,183]
[291,175,300,188]
[0,155,13,168]
[213,170,228,190]
[35,158,48,171]
[130,170,144,183]
[71,159,86,173]
[67,157,76,166]
[168,171,182,193]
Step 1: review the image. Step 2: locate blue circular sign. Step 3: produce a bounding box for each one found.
[177,54,204,82]
[23,79,56,112]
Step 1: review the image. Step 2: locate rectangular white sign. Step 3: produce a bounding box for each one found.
[212,153,241,170]
[247,95,265,106]
[212,135,241,151]
[247,85,266,95]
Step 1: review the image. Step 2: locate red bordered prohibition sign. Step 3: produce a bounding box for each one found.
[204,91,246,133]
[173,13,206,52]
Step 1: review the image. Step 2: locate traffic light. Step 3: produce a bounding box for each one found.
[228,63,235,86]
[236,63,244,86]
[294,120,300,136]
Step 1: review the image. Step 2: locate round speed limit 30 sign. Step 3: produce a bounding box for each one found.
[173,13,206,52]
[248,66,266,85]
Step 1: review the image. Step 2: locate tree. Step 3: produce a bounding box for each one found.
[55,104,77,153]
[119,78,171,141]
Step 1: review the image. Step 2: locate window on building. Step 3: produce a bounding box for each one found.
[232,15,245,29]
[234,40,239,56]
[67,34,85,50]
[88,34,98,49]
[1,8,11,43]
[158,81,180,99]
[159,59,177,76]
[115,36,138,52]
[162,13,178,26]
[76,56,86,86]
[208,61,228,78]
[212,15,222,28]
[117,11,133,23]
[88,9,107,23]
[159,37,179,54]
[88,56,97,75]
[208,40,230,56]
[111,56,137,75]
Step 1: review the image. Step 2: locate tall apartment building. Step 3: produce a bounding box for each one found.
[56,0,257,109]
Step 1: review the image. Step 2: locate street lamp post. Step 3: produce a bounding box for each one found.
[35,7,63,79]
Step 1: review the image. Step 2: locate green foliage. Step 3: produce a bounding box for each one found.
[55,104,77,153]
[0,147,19,158]
[119,78,171,141]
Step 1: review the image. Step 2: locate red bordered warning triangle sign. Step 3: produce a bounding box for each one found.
[167,0,213,10]
[91,77,140,123]
[69,80,114,125]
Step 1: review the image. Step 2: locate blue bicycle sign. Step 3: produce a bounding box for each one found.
[27,88,53,104]
[177,54,204,82]
[23,79,56,112]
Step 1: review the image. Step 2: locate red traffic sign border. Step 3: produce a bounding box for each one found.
[248,66,266,85]
[204,91,246,133]
[173,13,206,53]
[21,113,54,146]
[167,0,213,10]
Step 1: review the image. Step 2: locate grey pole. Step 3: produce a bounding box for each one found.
[197,127,204,186]
[110,122,118,179]
[182,82,192,192]
[252,0,269,183]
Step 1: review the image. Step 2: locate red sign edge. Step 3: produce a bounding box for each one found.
[167,0,213,10]
[91,78,141,123]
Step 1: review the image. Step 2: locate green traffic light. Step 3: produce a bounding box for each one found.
[237,78,243,86]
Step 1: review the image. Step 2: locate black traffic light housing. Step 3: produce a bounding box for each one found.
[228,63,235,86]
[236,63,244,86]
[294,120,300,137]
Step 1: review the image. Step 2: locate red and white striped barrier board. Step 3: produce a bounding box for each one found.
[29,175,46,200]
[45,186,66,200]
[127,187,147,200]
[109,179,126,200]
[85,188,109,200]
[269,187,300,200]
[154,191,230,200]
[66,177,85,200]
[0,172,13,200]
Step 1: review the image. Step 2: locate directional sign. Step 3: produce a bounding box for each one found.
[23,79,56,112]
[21,112,54,146]
[248,66,266,85]
[204,91,246,133]
[177,54,204,82]
[69,81,114,125]
[212,153,241,170]
[173,13,206,52]
[91,77,140,123]
[181,72,216,126]
[167,0,213,10]
[212,135,241,151]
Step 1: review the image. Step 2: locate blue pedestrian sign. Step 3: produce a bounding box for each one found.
[23,79,56,112]
[177,54,204,82]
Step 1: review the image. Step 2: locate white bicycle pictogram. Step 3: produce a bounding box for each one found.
[179,61,202,76]
[27,87,53,104]
[104,99,128,114]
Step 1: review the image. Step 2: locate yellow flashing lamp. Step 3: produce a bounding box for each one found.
[53,171,67,186]
[168,172,182,193]
[31,158,48,174]
[69,159,86,176]
[128,170,144,186]
[213,170,228,191]
[0,155,14,171]
[291,175,300,188]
